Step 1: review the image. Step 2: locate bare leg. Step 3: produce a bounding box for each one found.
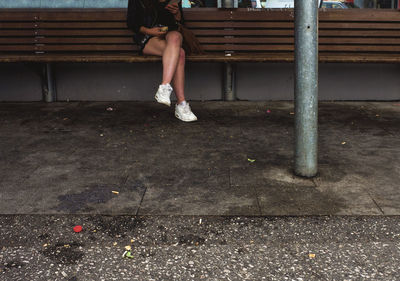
[171,48,185,104]
[161,31,182,85]
[142,32,186,103]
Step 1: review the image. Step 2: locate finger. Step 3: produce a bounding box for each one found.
[166,7,178,13]
[166,4,178,9]
[165,7,178,13]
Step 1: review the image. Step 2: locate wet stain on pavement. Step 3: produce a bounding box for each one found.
[56,185,115,213]
[92,216,145,238]
[55,181,145,213]
[41,242,84,265]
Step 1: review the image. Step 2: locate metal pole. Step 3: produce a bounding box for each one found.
[42,63,57,102]
[294,0,318,177]
[224,63,236,101]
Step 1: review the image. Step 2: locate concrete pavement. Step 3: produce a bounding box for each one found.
[1,101,399,216]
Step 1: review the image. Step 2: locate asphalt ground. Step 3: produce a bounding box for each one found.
[1,215,400,281]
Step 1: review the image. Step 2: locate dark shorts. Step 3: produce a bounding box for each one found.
[138,34,153,55]
[138,25,179,55]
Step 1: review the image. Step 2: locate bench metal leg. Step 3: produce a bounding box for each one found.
[294,0,319,177]
[224,63,236,101]
[41,63,57,102]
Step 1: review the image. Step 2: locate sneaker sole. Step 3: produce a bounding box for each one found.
[155,95,170,107]
[175,113,197,122]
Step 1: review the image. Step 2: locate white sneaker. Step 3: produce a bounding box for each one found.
[175,102,198,122]
[155,83,173,107]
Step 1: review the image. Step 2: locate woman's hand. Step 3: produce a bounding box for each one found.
[165,3,180,17]
[165,3,179,15]
[144,27,167,37]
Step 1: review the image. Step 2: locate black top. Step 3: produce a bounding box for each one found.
[127,0,184,34]
[157,1,179,29]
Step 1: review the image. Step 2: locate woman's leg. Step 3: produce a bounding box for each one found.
[142,32,186,103]
[142,34,197,122]
[171,48,185,104]
[162,31,182,85]
[142,36,166,57]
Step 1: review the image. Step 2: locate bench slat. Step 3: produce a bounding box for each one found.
[187,21,400,30]
[0,22,37,29]
[0,30,36,36]
[38,45,138,51]
[36,29,133,36]
[38,11,124,21]
[0,12,37,21]
[37,22,128,29]
[0,45,37,51]
[35,37,134,44]
[0,38,36,44]
[2,52,400,64]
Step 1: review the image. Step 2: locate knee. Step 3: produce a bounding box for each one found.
[179,48,185,62]
[167,31,182,46]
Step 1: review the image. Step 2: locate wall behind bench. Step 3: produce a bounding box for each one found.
[1,63,399,101]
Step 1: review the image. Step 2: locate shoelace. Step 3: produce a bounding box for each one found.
[182,104,191,114]
[161,85,172,96]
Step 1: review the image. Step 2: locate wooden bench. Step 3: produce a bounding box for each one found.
[1,8,400,100]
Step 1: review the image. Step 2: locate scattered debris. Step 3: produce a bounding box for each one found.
[130,239,134,243]
[122,250,134,259]
[43,244,48,247]
[64,244,71,248]
[125,245,132,251]
[309,253,316,259]
[106,107,114,111]
[112,191,119,195]
[199,218,202,224]
[100,134,104,137]
[341,142,346,145]
[113,242,118,246]
[225,53,232,57]
[61,271,68,277]
[73,225,83,233]
[247,158,256,163]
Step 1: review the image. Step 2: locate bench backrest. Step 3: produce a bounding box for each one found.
[1,8,400,57]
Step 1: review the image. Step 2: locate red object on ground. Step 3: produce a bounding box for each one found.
[73,225,83,233]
